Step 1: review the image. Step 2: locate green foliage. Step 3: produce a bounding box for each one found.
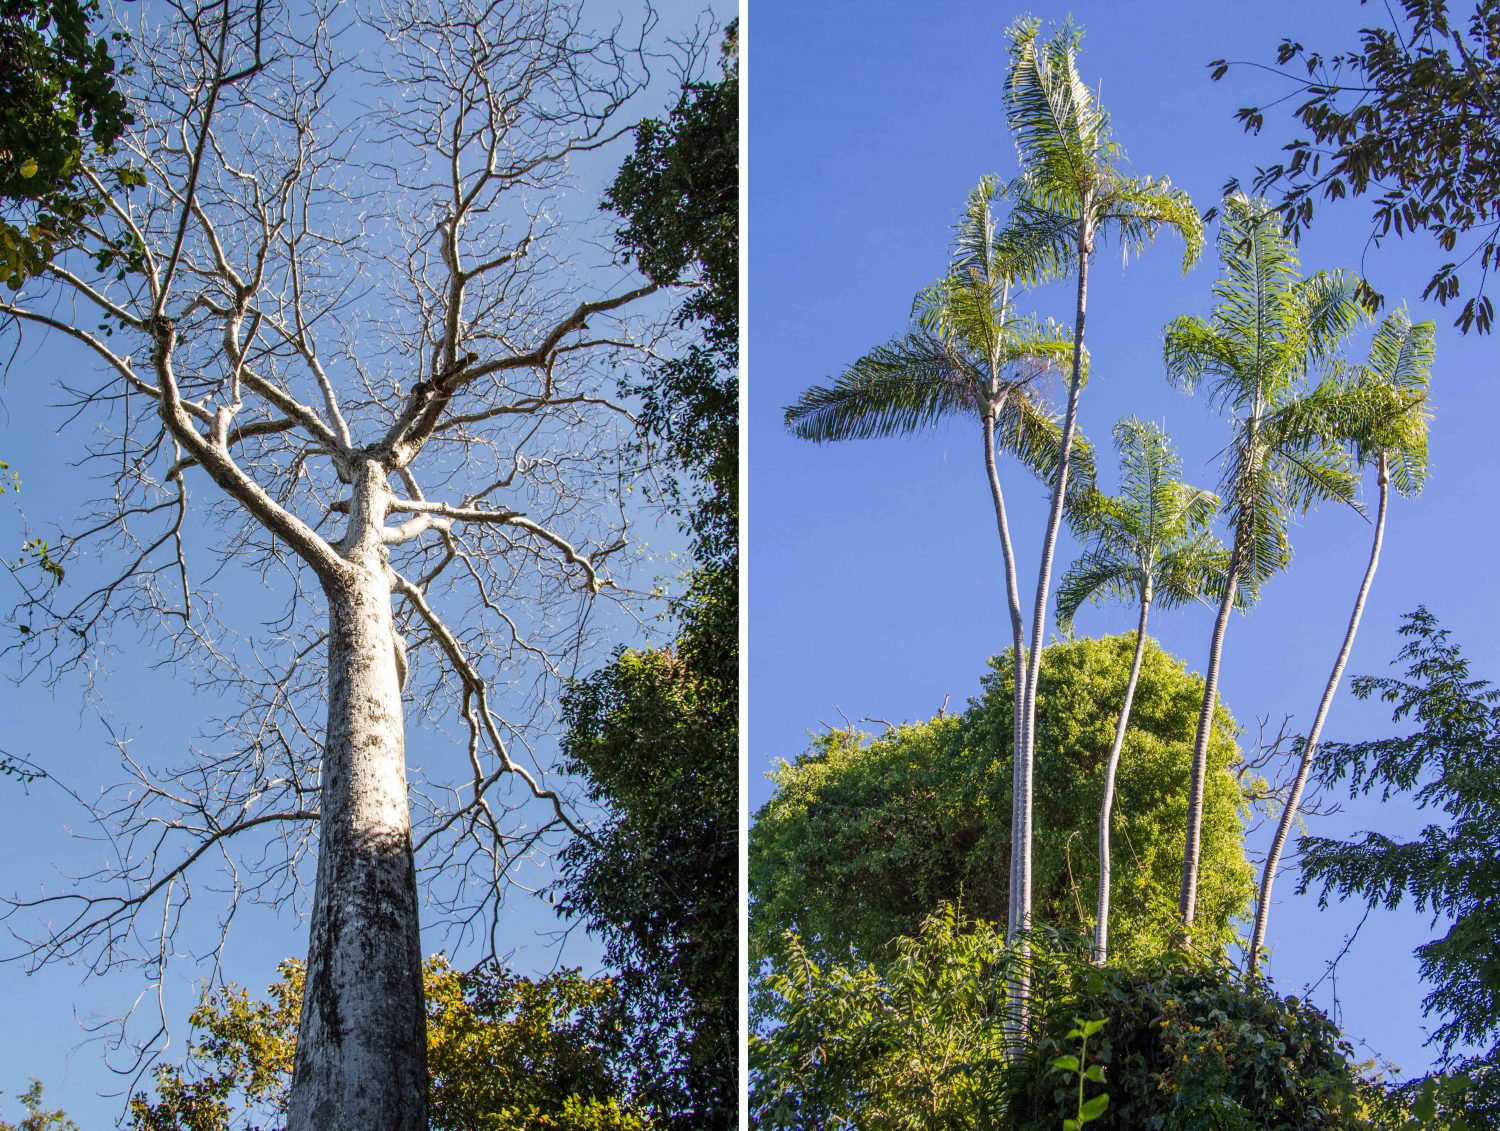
[0,1082,77,1131]
[555,26,739,1129]
[0,0,134,287]
[1001,18,1203,279]
[127,957,650,1131]
[784,175,1088,492]
[750,636,1255,970]
[557,647,736,1128]
[749,907,1019,1130]
[1365,1061,1489,1130]
[751,909,1377,1131]
[1345,307,1435,497]
[1164,195,1375,597]
[1058,417,1226,632]
[604,20,737,567]
[1214,0,1500,332]
[1012,958,1372,1129]
[1053,1018,1109,1130]
[1300,607,1500,1060]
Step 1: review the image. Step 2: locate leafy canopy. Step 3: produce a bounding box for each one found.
[1213,0,1500,332]
[750,907,1375,1131]
[1164,194,1374,594]
[0,0,134,286]
[0,1082,78,1131]
[1001,18,1203,274]
[557,647,736,1130]
[1013,957,1374,1130]
[603,20,737,569]
[750,635,1255,972]
[1300,608,1500,1062]
[127,957,651,1131]
[750,908,1018,1130]
[1058,417,1226,632]
[555,25,739,1130]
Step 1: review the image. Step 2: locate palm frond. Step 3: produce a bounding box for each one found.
[1354,307,1435,496]
[785,333,981,442]
[997,186,1079,286]
[1100,174,1205,272]
[1058,417,1222,627]
[1004,17,1112,198]
[1162,316,1237,397]
[1055,545,1136,634]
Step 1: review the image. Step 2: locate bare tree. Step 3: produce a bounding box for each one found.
[0,1,674,1126]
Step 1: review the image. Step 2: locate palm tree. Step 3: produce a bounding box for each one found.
[1164,194,1374,933]
[1000,16,1204,950]
[1246,308,1433,974]
[785,177,1083,849]
[1056,417,1226,964]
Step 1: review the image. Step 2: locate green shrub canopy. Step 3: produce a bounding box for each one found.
[750,634,1255,968]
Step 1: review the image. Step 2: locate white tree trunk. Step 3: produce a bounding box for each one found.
[1248,454,1388,973]
[981,415,1027,934]
[287,464,428,1130]
[1017,228,1090,939]
[1095,598,1150,965]
[1178,549,1241,933]
[1011,219,1092,1031]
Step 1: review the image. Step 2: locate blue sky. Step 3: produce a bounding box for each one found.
[0,0,728,1123]
[748,0,1498,1078]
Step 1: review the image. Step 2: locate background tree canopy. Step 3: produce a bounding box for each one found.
[750,634,1255,971]
[553,21,738,1130]
[750,907,1379,1131]
[0,0,133,286]
[1214,0,1500,333]
[126,956,650,1131]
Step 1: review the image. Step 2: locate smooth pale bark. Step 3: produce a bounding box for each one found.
[287,463,428,1131]
[1008,221,1093,1039]
[982,413,1028,935]
[1247,454,1389,974]
[1094,596,1151,965]
[1015,221,1092,940]
[1177,547,1242,932]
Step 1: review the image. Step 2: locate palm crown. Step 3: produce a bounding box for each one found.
[785,178,1090,487]
[1000,18,1204,276]
[1057,418,1226,634]
[1346,306,1434,496]
[1163,194,1376,593]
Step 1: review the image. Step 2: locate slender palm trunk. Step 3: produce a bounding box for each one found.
[1008,223,1091,1037]
[982,414,1028,935]
[287,463,428,1131]
[1177,544,1242,934]
[1095,595,1151,965]
[1015,225,1092,941]
[1248,454,1388,973]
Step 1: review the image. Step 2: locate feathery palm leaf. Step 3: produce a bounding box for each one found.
[1165,195,1374,589]
[1003,20,1202,275]
[1347,307,1434,496]
[1057,418,1223,633]
[784,332,983,443]
[788,178,1083,478]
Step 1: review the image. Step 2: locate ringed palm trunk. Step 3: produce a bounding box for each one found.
[1247,453,1389,973]
[1094,593,1152,965]
[1177,542,1242,934]
[1010,218,1092,1034]
[287,461,429,1131]
[1016,221,1092,937]
[981,414,1028,935]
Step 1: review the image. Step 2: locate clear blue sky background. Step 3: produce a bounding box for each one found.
[0,0,729,1124]
[749,0,1497,1080]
